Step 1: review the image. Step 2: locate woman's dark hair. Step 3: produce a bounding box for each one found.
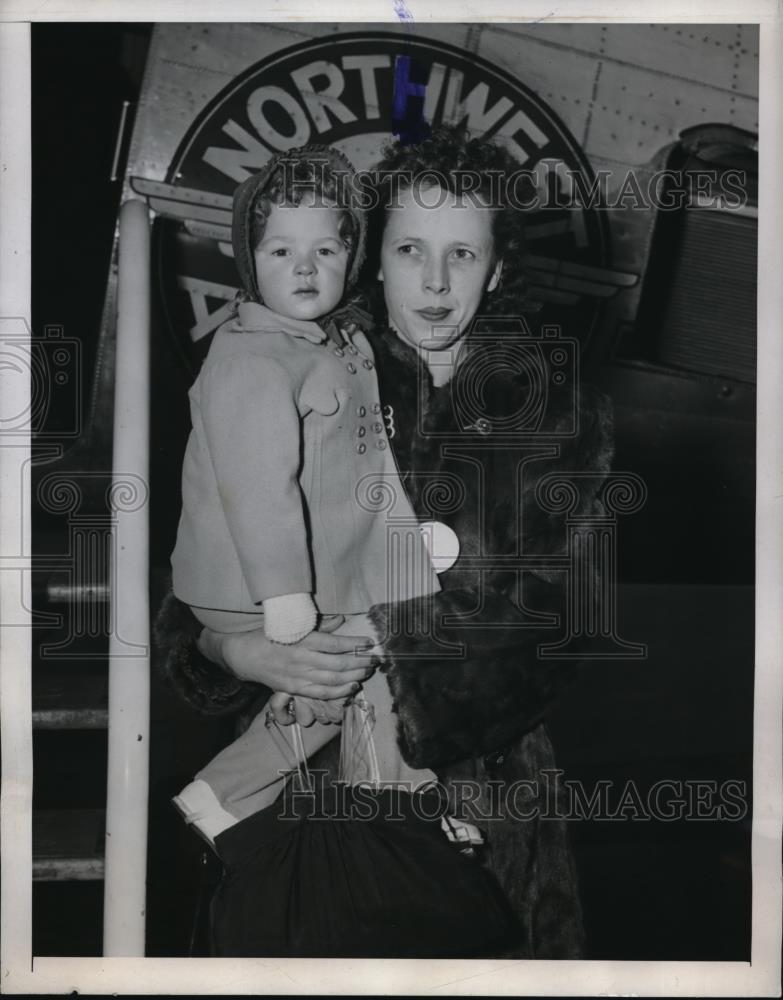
[365,123,535,317]
[250,158,359,262]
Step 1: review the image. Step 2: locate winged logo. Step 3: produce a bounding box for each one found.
[131,176,638,343]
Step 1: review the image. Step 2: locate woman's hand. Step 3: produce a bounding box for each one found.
[267,691,346,727]
[326,612,384,656]
[263,612,383,726]
[198,617,377,700]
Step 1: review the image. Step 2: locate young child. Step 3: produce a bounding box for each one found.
[170,145,445,845]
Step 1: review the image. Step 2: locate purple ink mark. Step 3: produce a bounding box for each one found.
[391,0,431,144]
[393,56,425,122]
[392,55,431,145]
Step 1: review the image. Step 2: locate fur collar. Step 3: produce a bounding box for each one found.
[365,322,614,492]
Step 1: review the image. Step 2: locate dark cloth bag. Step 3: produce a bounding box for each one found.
[210,705,517,958]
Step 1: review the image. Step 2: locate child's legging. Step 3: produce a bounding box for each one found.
[190,605,437,823]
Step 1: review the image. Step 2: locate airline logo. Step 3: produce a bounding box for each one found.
[131,32,637,358]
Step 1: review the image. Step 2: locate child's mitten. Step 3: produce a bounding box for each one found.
[263,592,317,644]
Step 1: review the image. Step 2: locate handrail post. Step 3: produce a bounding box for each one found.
[103,199,151,956]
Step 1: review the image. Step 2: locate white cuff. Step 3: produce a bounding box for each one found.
[172,779,238,846]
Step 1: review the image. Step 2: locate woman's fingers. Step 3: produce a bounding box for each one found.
[300,659,375,693]
[291,696,343,725]
[271,650,372,700]
[290,696,316,727]
[308,656,375,679]
[298,631,377,689]
[311,698,345,724]
[301,630,374,655]
[299,678,364,702]
[318,614,346,633]
[215,624,375,694]
[269,693,338,726]
[268,691,295,725]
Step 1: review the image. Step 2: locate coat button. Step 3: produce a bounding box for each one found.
[376,440,387,450]
[333,347,345,358]
[347,363,357,374]
[475,417,492,435]
[357,426,366,437]
[372,403,381,413]
[362,359,373,370]
[483,749,508,771]
[372,422,383,433]
[356,443,366,454]
[356,406,366,417]
[347,345,359,356]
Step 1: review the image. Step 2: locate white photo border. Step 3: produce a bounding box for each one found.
[1,2,780,995]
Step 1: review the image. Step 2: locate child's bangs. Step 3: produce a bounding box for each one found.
[251,166,358,250]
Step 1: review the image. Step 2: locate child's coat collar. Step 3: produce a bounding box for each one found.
[230,301,327,344]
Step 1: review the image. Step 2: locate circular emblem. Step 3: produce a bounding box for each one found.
[419,520,460,574]
[142,32,611,375]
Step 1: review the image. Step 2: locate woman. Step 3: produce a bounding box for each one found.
[155,124,614,958]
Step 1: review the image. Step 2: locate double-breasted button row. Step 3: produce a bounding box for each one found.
[336,338,385,459]
[356,439,387,454]
[355,420,386,436]
[354,413,388,454]
[336,349,366,375]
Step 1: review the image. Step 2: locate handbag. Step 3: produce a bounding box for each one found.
[210,697,518,958]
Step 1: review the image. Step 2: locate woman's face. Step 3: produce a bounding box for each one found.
[378,183,502,355]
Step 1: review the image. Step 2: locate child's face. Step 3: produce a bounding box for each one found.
[253,193,350,321]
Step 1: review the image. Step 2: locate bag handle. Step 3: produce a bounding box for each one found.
[339,694,381,787]
[264,709,314,793]
[264,694,382,791]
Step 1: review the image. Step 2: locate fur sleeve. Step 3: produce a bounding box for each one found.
[370,578,582,769]
[369,384,614,770]
[153,590,266,716]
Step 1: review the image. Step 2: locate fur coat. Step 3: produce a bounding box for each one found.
[155,318,614,959]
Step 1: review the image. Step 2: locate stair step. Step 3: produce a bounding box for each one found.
[32,572,111,605]
[33,809,105,881]
[32,671,109,729]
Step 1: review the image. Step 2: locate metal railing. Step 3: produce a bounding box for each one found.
[102,199,151,956]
